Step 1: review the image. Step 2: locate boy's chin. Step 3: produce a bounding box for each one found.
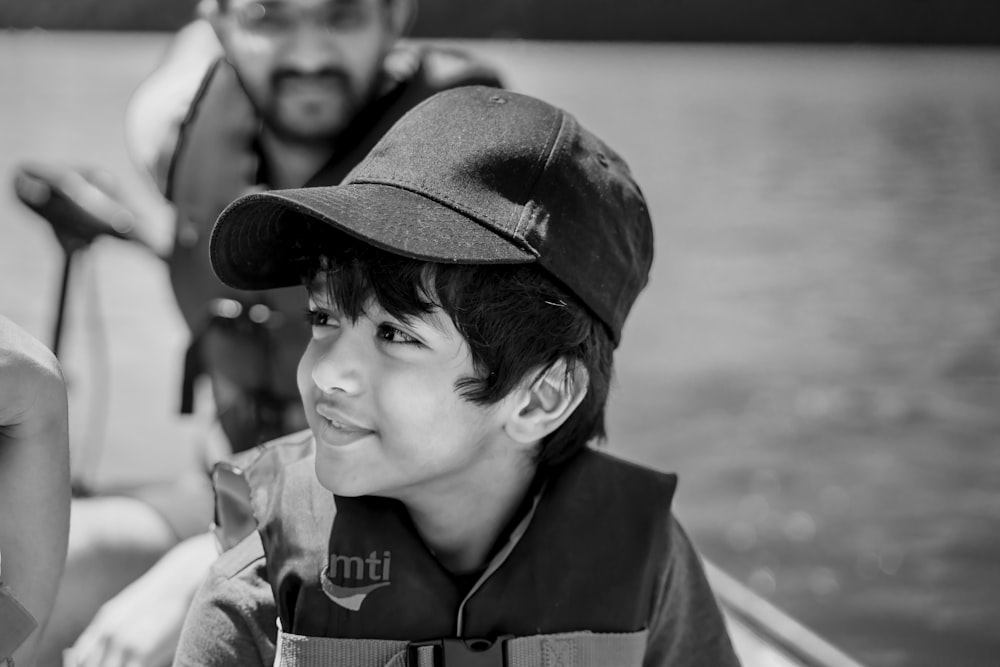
[314,460,375,498]
[315,472,358,497]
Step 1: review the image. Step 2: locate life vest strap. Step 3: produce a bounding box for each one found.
[274,627,648,666]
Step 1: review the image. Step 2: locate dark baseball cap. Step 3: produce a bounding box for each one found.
[210,86,653,344]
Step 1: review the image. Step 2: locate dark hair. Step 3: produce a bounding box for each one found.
[300,223,615,469]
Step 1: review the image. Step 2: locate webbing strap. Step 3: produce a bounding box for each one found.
[275,631,409,666]
[274,628,647,667]
[506,631,647,667]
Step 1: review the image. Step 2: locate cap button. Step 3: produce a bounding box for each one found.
[489,95,507,104]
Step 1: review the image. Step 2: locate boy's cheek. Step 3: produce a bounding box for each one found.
[296,345,320,398]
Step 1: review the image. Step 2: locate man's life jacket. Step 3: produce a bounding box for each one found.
[227,434,678,666]
[161,46,503,453]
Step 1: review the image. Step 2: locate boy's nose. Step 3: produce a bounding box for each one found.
[310,331,365,395]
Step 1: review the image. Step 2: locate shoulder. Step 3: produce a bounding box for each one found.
[124,19,223,191]
[202,530,274,621]
[539,447,678,541]
[213,430,315,551]
[241,430,317,516]
[565,447,678,502]
[389,42,504,93]
[228,429,315,474]
[212,527,268,579]
[559,450,738,664]
[644,516,740,666]
[420,44,505,89]
[581,446,676,479]
[175,532,277,667]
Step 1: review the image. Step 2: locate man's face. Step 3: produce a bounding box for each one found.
[298,279,527,506]
[216,0,400,143]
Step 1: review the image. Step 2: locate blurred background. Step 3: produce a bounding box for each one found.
[3,0,1000,42]
[2,2,999,666]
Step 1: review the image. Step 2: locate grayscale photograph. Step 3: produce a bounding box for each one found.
[1,1,998,666]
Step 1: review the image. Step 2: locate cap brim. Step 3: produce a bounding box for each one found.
[210,183,538,290]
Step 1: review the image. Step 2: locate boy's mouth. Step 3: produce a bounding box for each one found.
[316,418,374,449]
[315,403,372,435]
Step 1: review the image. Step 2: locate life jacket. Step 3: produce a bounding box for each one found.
[162,46,503,453]
[230,434,678,666]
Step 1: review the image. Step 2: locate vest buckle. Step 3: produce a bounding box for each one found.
[407,636,510,667]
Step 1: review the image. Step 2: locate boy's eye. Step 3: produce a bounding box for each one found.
[303,308,333,328]
[376,323,420,346]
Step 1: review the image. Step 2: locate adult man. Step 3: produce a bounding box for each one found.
[42,2,502,664]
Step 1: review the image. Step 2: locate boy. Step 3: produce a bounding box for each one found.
[174,86,739,666]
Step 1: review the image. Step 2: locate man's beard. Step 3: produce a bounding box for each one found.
[257,68,360,144]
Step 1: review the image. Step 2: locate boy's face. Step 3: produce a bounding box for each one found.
[298,278,523,503]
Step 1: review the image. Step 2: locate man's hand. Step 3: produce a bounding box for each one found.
[0,315,71,664]
[66,532,218,667]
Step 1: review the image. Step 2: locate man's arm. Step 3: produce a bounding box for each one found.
[66,532,217,667]
[113,18,224,260]
[125,18,222,195]
[644,515,741,667]
[0,316,71,664]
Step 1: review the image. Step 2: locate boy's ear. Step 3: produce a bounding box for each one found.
[504,359,589,445]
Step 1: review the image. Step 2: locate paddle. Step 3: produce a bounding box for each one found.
[12,163,163,357]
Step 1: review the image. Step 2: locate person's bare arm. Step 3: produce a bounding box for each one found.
[67,531,218,667]
[125,18,221,196]
[0,315,71,665]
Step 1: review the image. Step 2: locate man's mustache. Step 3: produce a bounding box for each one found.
[271,69,350,89]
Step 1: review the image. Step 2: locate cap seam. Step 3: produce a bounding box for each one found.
[512,110,569,242]
[351,178,541,258]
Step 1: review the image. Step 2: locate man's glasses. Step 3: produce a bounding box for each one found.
[231,1,370,34]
